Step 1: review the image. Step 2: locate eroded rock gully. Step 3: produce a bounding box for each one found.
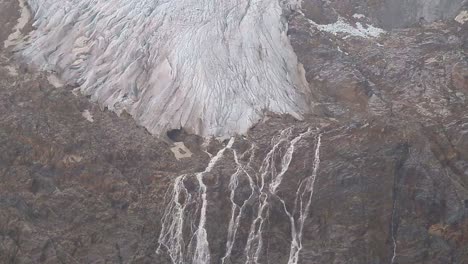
[1,0,467,263]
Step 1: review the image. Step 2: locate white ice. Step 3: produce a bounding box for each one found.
[21,0,310,137]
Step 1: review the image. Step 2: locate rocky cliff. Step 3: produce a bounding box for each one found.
[0,0,467,263]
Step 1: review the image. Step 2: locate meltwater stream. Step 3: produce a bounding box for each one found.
[157,138,235,263]
[157,128,322,264]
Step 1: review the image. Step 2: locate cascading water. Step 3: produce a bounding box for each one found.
[222,145,256,264]
[157,127,322,264]
[244,127,313,264]
[191,138,235,264]
[157,175,190,263]
[157,138,235,264]
[286,134,321,264]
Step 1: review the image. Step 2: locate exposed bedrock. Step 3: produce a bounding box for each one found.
[1,0,468,263]
[302,0,466,29]
[19,0,310,137]
[452,61,468,93]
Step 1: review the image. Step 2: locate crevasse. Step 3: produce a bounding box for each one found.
[21,0,310,137]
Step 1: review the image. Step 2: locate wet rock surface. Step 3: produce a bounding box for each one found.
[1,0,467,263]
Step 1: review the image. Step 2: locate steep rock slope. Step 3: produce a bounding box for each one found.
[301,0,465,28]
[0,0,467,263]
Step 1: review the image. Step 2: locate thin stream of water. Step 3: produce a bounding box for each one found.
[157,128,321,264]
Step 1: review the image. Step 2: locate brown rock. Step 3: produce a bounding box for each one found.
[452,61,468,92]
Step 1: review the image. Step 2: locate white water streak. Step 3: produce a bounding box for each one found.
[257,127,293,191]
[390,202,397,264]
[244,128,313,264]
[192,138,235,264]
[158,138,235,264]
[269,128,313,193]
[157,175,190,264]
[158,128,319,264]
[222,145,256,264]
[286,133,321,264]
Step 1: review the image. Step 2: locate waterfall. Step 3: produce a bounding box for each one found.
[286,134,321,264]
[157,138,235,264]
[157,128,321,264]
[244,127,313,264]
[390,196,398,264]
[157,175,190,264]
[222,145,256,264]
[192,138,235,264]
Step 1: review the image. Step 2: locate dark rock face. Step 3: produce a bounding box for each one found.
[376,0,464,28]
[1,0,468,263]
[453,61,468,92]
[301,0,466,28]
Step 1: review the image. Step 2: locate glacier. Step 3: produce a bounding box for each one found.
[20,0,310,137]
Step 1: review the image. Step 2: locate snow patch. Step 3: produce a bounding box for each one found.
[4,66,18,76]
[62,154,83,164]
[82,110,94,123]
[72,88,81,97]
[425,58,438,64]
[352,13,366,19]
[4,0,31,48]
[47,74,64,88]
[311,17,385,38]
[455,10,468,24]
[170,142,192,160]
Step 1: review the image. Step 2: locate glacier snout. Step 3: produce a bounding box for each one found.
[22,0,310,137]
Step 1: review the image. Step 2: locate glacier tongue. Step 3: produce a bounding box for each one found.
[21,0,310,137]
